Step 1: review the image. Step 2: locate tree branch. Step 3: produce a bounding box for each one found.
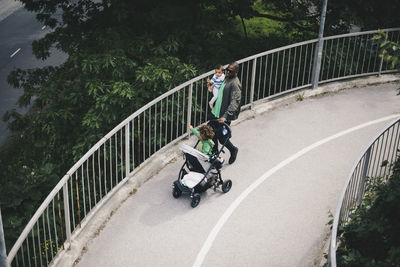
[239,14,248,39]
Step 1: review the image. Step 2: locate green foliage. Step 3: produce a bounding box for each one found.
[296,93,305,101]
[373,31,400,94]
[336,156,400,266]
[0,0,301,250]
[0,146,59,248]
[373,32,400,70]
[2,0,397,253]
[330,0,400,31]
[254,0,400,36]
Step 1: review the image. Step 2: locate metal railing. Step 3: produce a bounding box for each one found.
[5,27,400,267]
[328,118,400,266]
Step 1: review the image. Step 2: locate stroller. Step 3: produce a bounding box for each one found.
[172,121,233,208]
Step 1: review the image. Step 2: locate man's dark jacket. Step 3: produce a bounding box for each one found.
[220,76,242,121]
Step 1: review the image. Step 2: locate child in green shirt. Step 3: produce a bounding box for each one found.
[188,124,225,165]
[188,124,215,157]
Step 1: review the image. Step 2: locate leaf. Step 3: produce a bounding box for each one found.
[34,140,46,148]
[380,41,389,48]
[385,55,392,61]
[381,160,389,167]
[42,163,55,174]
[391,57,399,69]
[371,35,382,40]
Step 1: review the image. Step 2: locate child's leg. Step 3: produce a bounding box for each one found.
[209,87,218,110]
[209,97,217,110]
[212,87,219,100]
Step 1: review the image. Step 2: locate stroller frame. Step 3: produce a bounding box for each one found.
[172,120,233,208]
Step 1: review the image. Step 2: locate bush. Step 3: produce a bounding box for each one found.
[336,155,400,266]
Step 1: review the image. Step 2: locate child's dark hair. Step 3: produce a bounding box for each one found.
[198,125,215,140]
[215,64,223,70]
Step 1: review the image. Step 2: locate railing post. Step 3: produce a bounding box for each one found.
[327,236,333,267]
[187,83,193,135]
[62,180,72,250]
[378,32,388,76]
[357,147,372,205]
[0,208,8,267]
[125,123,130,178]
[250,58,257,108]
[311,0,328,89]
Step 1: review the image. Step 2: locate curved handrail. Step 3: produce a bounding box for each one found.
[323,27,400,40]
[328,118,400,266]
[6,27,400,267]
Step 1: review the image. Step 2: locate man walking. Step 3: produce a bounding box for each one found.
[210,61,241,164]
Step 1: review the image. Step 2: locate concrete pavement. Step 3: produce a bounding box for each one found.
[60,77,399,267]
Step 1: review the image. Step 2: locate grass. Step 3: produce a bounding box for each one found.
[129,188,137,196]
[232,0,314,44]
[296,93,305,101]
[235,0,285,39]
[233,13,284,40]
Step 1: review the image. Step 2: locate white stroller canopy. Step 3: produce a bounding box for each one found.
[180,143,212,172]
[179,144,209,161]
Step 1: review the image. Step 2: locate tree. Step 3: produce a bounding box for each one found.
[373,31,400,94]
[4,0,397,250]
[331,0,400,31]
[1,0,202,248]
[1,0,296,249]
[336,157,400,266]
[250,0,400,36]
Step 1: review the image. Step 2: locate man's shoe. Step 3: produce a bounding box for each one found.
[228,147,239,164]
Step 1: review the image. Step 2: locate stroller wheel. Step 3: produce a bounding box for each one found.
[172,186,182,199]
[191,193,201,208]
[222,180,232,193]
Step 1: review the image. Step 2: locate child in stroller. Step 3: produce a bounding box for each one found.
[172,120,233,208]
[188,124,224,165]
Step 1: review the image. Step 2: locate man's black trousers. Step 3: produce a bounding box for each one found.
[209,114,236,154]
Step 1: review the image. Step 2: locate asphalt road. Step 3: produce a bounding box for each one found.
[0,2,67,146]
[75,82,400,267]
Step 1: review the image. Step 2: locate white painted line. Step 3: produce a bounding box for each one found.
[10,48,21,58]
[42,25,46,30]
[192,114,400,267]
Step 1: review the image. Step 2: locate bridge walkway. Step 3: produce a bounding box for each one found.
[73,80,399,267]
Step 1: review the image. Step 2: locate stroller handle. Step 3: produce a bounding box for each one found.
[207,119,232,138]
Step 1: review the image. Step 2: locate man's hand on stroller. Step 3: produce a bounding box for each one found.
[218,117,226,124]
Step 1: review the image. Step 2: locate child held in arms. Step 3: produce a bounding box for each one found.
[206,64,225,110]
